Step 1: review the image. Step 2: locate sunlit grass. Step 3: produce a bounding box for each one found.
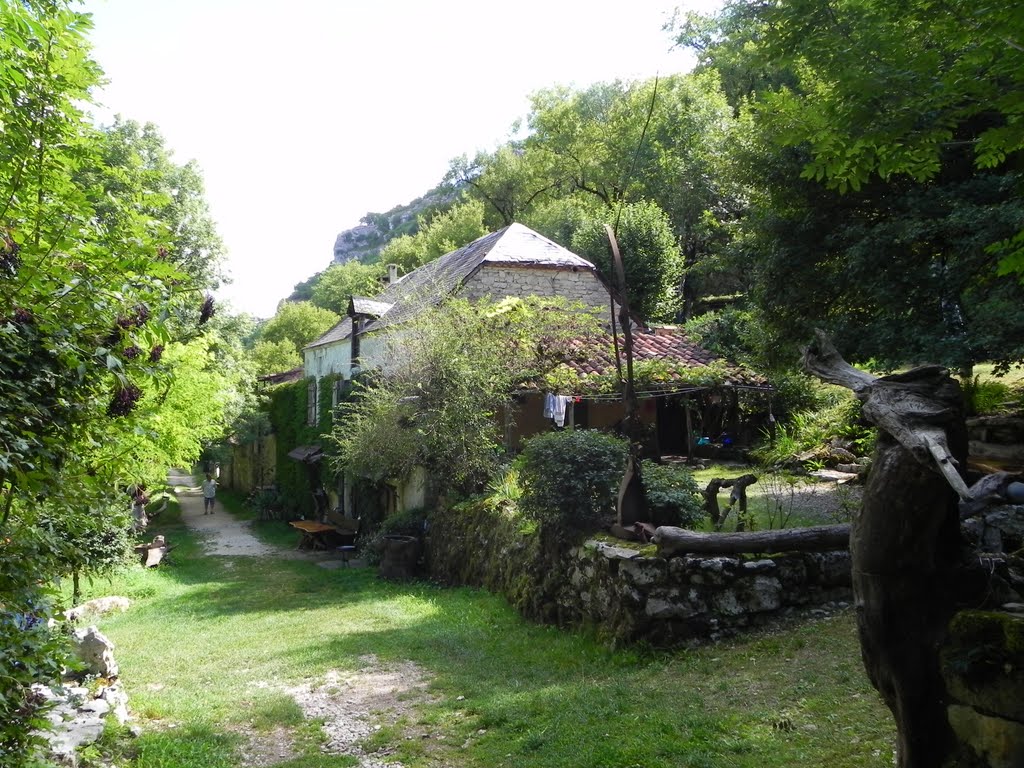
[75,492,894,768]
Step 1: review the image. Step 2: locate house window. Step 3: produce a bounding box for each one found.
[332,378,347,409]
[307,379,319,426]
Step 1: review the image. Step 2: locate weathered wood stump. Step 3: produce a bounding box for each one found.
[802,330,976,768]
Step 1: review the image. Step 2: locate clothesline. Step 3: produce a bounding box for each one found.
[543,384,773,402]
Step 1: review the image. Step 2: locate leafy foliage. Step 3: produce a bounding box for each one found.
[0,5,230,762]
[249,339,302,376]
[258,301,340,357]
[309,260,388,314]
[265,373,341,519]
[518,430,628,531]
[377,199,487,275]
[640,461,705,528]
[0,527,69,763]
[570,200,683,321]
[331,297,601,496]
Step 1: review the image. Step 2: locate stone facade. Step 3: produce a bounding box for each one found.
[461,264,618,324]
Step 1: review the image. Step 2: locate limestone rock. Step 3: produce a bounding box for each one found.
[71,626,118,677]
[65,596,131,623]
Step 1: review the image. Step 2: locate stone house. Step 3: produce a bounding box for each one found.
[302,223,766,513]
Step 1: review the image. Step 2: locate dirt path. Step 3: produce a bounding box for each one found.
[169,469,337,562]
[167,470,432,767]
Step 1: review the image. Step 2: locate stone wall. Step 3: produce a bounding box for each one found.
[461,264,618,325]
[425,502,851,647]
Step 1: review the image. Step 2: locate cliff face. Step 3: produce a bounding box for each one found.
[332,186,455,265]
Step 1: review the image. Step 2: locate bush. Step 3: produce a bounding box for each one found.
[519,430,628,531]
[641,461,705,528]
[960,375,1016,416]
[0,529,69,766]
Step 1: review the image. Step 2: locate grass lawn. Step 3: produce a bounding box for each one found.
[688,464,859,531]
[76,496,895,768]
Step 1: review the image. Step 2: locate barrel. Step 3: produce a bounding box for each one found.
[379,534,419,580]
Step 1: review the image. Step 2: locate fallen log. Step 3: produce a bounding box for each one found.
[654,523,850,557]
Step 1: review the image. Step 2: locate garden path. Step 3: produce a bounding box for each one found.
[169,469,342,562]
[166,469,428,767]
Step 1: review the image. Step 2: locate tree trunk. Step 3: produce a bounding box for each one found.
[654,523,850,556]
[802,331,970,767]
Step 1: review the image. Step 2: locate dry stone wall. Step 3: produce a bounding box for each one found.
[425,502,851,647]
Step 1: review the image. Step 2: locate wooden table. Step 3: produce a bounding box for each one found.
[289,520,337,550]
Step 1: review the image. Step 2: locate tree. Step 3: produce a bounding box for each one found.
[258,301,340,356]
[90,117,225,290]
[446,145,558,228]
[309,260,388,314]
[676,2,1024,373]
[745,0,1024,277]
[249,339,302,376]
[570,200,684,322]
[0,3,228,758]
[377,199,487,274]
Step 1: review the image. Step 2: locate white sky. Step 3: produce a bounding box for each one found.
[81,0,718,319]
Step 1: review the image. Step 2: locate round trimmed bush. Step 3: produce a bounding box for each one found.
[518,429,628,531]
[641,460,705,528]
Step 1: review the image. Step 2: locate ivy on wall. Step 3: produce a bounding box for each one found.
[265,373,344,518]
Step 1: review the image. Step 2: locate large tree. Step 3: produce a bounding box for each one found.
[677,1,1024,373]
[748,0,1024,277]
[0,2,229,757]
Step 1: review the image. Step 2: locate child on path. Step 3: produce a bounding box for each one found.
[202,473,217,514]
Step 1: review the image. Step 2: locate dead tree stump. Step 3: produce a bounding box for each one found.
[802,331,973,768]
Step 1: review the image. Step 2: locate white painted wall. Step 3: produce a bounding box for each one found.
[303,337,352,381]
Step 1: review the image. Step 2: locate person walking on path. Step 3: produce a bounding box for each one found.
[201,473,217,515]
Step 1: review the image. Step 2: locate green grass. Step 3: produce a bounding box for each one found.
[74,496,894,768]
[689,463,857,530]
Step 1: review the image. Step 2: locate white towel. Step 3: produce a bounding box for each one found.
[552,395,571,427]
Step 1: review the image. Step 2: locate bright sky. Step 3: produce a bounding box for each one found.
[82,0,718,319]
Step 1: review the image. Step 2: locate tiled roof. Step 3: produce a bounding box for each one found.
[563,326,767,389]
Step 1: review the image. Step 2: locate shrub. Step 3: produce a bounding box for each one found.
[960,375,1016,416]
[641,461,705,528]
[0,529,69,765]
[752,392,874,468]
[518,430,628,531]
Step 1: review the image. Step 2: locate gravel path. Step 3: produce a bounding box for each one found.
[170,470,432,767]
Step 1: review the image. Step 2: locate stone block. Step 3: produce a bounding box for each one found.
[948,704,1024,768]
[71,626,118,678]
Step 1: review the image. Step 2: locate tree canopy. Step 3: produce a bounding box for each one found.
[258,301,340,357]
[0,2,232,755]
[674,0,1024,373]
